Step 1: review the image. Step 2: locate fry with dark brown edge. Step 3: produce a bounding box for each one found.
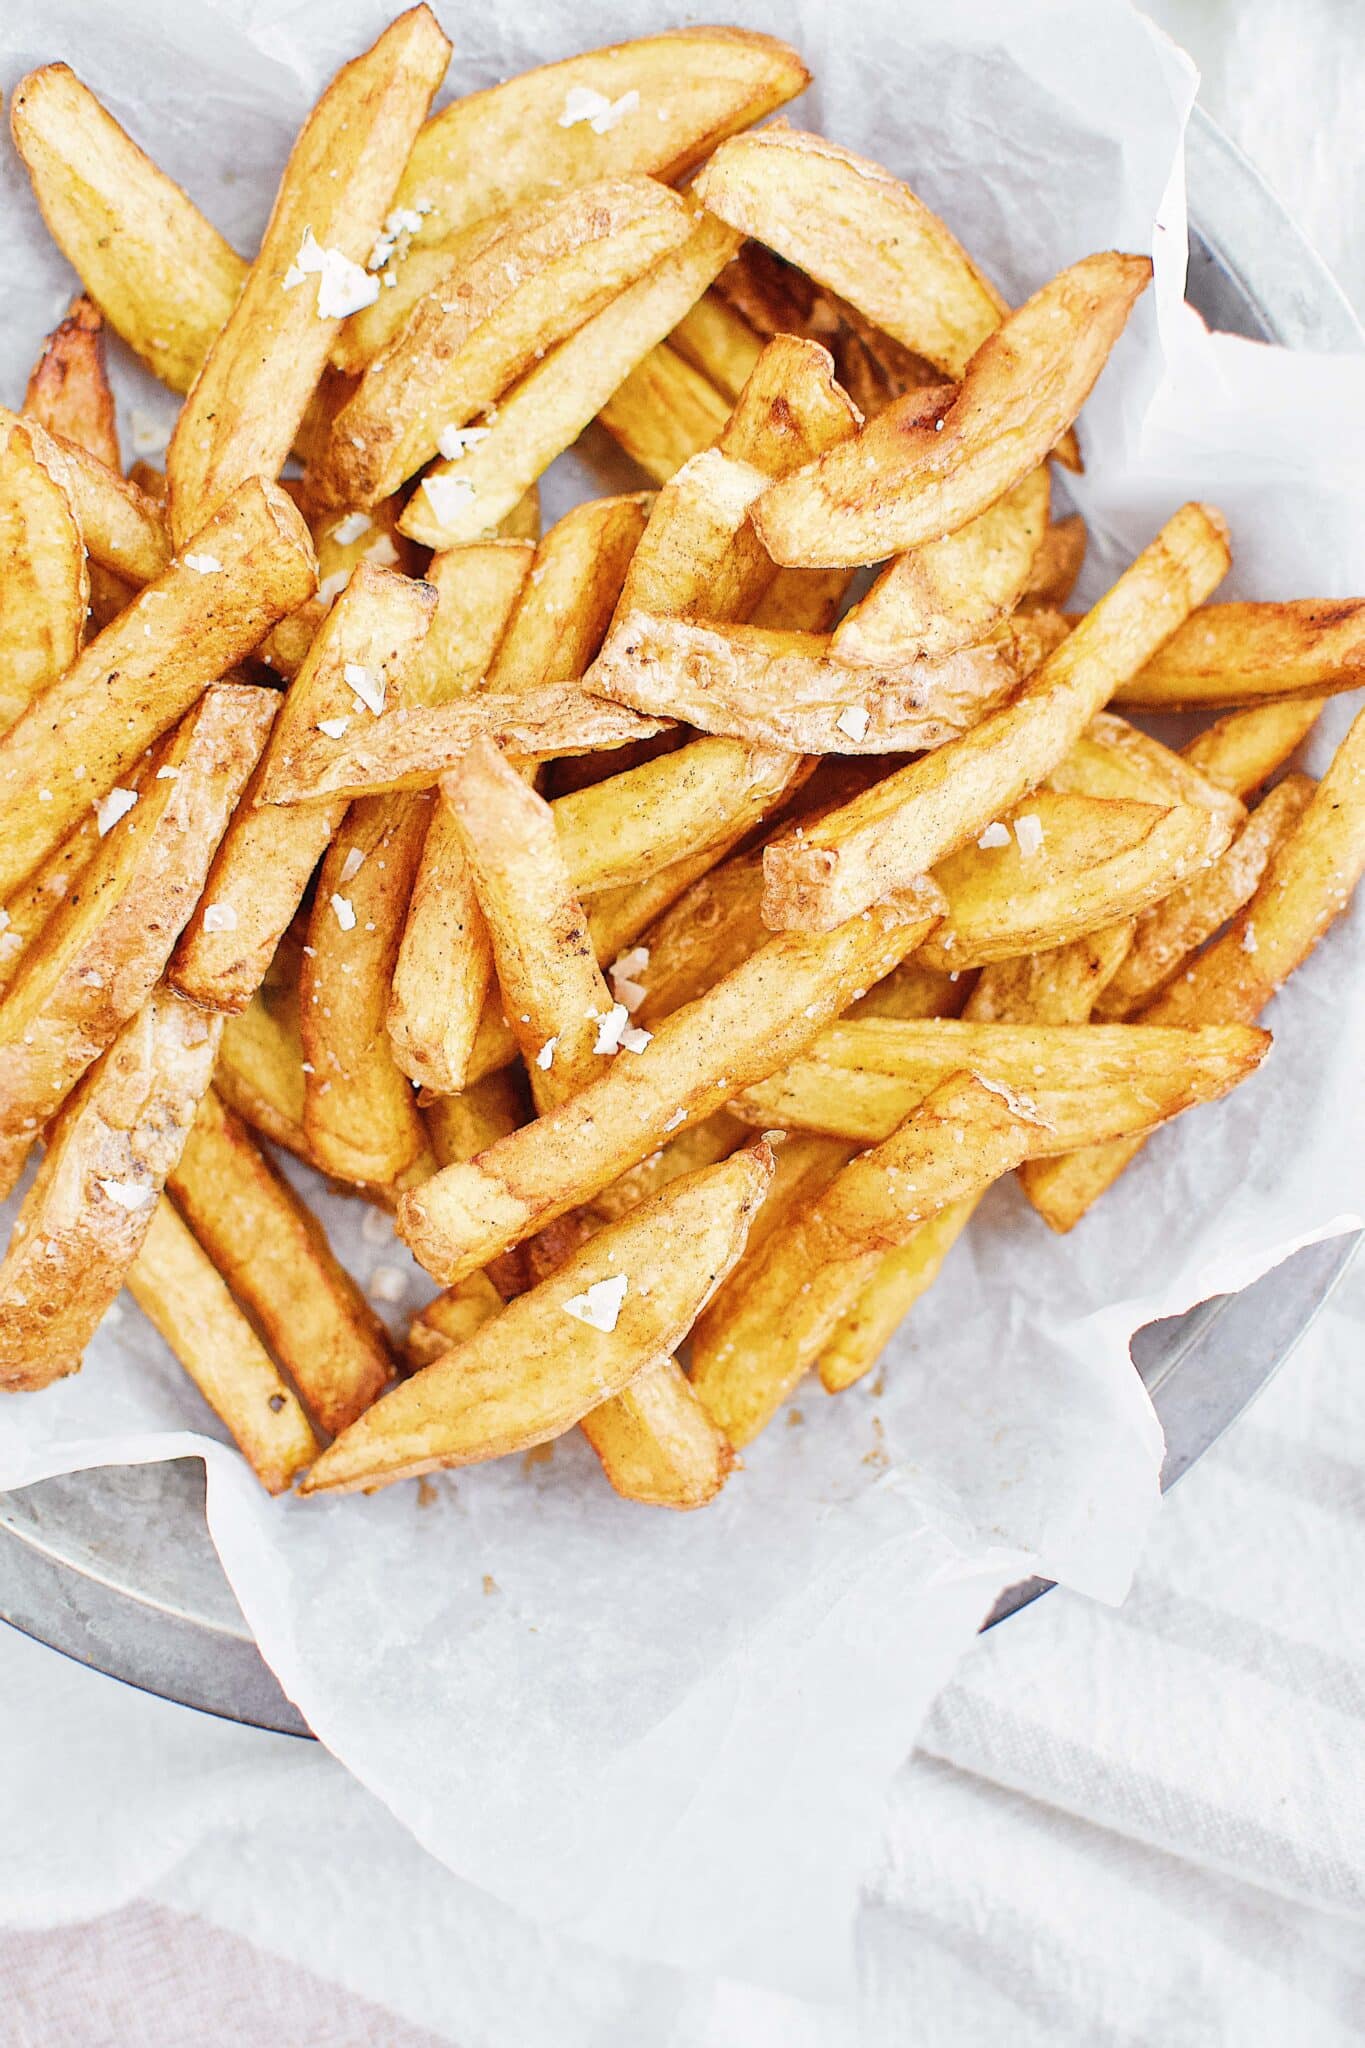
[818,1195,981,1394]
[598,343,732,482]
[24,295,119,467]
[1114,602,1365,709]
[11,411,169,586]
[303,1140,774,1494]
[0,411,88,735]
[668,293,765,400]
[491,496,650,690]
[1021,514,1087,610]
[214,943,312,1163]
[1182,698,1324,796]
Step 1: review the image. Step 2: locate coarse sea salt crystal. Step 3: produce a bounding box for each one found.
[317,716,350,739]
[593,1003,632,1054]
[330,511,372,546]
[331,894,357,932]
[836,705,870,742]
[344,662,385,715]
[318,569,352,606]
[282,227,380,318]
[363,532,400,568]
[437,423,492,460]
[367,1264,407,1304]
[977,821,1011,849]
[1014,813,1045,858]
[97,1178,153,1211]
[200,903,237,934]
[422,474,478,527]
[183,552,222,574]
[663,1108,686,1132]
[94,787,138,836]
[620,1022,652,1053]
[339,847,365,885]
[535,1037,558,1070]
[558,85,639,134]
[562,1273,628,1333]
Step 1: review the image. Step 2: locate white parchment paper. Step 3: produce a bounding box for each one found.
[0,0,1362,2002]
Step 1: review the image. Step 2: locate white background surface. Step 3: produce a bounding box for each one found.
[2,2,1365,2042]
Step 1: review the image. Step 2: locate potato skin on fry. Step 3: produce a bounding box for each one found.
[0,411,89,736]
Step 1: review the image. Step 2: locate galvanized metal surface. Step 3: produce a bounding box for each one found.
[0,105,1360,1735]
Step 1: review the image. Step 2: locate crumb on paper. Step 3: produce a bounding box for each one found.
[437,423,492,460]
[836,705,870,742]
[563,1274,628,1332]
[94,787,138,837]
[331,894,357,932]
[128,408,169,457]
[482,1572,499,1596]
[361,1205,394,1245]
[344,662,384,716]
[329,511,372,546]
[557,85,640,134]
[367,1263,407,1304]
[977,821,1011,849]
[200,903,237,934]
[1014,813,1045,858]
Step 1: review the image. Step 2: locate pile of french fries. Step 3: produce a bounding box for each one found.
[1,12,1362,1509]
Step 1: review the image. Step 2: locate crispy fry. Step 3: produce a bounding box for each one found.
[1052,711,1245,824]
[214,945,311,1163]
[0,989,220,1392]
[12,413,169,586]
[628,850,766,1026]
[172,563,435,1012]
[9,64,245,393]
[129,1201,318,1493]
[0,412,88,735]
[0,684,276,1197]
[690,1073,1040,1446]
[1181,698,1324,798]
[1022,705,1365,1230]
[405,1272,504,1367]
[832,467,1051,665]
[555,738,803,892]
[303,1140,774,1493]
[598,342,733,482]
[589,1108,750,1221]
[424,1067,528,1168]
[399,213,742,546]
[818,1195,981,1393]
[168,1089,396,1435]
[749,565,853,633]
[397,888,942,1284]
[316,179,691,506]
[1115,601,1365,709]
[0,476,316,902]
[0,814,106,1001]
[753,253,1151,568]
[167,7,451,541]
[849,956,968,1022]
[964,921,1136,1026]
[1021,514,1087,609]
[24,296,119,469]
[491,497,649,690]
[759,502,1231,930]
[579,1357,735,1510]
[668,292,765,400]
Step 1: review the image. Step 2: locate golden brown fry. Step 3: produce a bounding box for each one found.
[1181,698,1324,798]
[0,684,276,1197]
[719,332,862,472]
[919,793,1234,970]
[167,7,451,542]
[12,413,169,586]
[832,467,1051,665]
[748,565,853,633]
[168,1089,396,1436]
[1022,704,1365,1230]
[424,1067,528,1168]
[668,292,765,400]
[818,1195,981,1393]
[1115,601,1365,709]
[0,476,316,902]
[214,946,311,1163]
[0,814,106,1001]
[172,563,435,1012]
[405,1272,504,1367]
[337,26,809,369]
[1021,514,1088,609]
[589,608,1065,753]
[316,178,691,506]
[590,1108,750,1221]
[753,253,1151,568]
[759,502,1231,930]
[598,342,733,483]
[849,956,969,1023]
[690,1073,1040,1446]
[0,989,220,1392]
[491,497,650,690]
[399,213,742,545]
[1052,711,1245,824]
[579,1358,735,1511]
[24,296,119,469]
[0,411,88,735]
[129,1201,318,1493]
[303,1140,774,1493]
[628,851,766,1027]
[396,889,942,1284]
[964,921,1136,1026]
[9,64,245,393]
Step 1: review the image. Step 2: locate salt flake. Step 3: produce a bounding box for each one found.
[1014,814,1045,858]
[331,894,357,932]
[562,1273,628,1333]
[282,227,380,319]
[437,423,492,460]
[183,552,222,575]
[317,716,350,739]
[422,474,478,527]
[558,85,639,135]
[339,846,366,885]
[201,903,237,934]
[97,1178,152,1212]
[94,787,138,836]
[330,512,372,546]
[535,1037,558,1071]
[344,662,385,716]
[836,705,870,742]
[977,821,1011,849]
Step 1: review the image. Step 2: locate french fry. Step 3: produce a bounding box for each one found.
[1022,704,1365,1230]
[303,1141,775,1494]
[818,1195,981,1393]
[167,1089,396,1436]
[589,608,1066,752]
[832,467,1051,665]
[1021,514,1087,609]
[1052,711,1246,824]
[406,1273,504,1367]
[749,565,853,633]
[9,64,245,393]
[397,888,942,1284]
[0,476,316,902]
[24,296,119,469]
[1115,601,1365,709]
[171,563,435,1012]
[918,792,1235,970]
[849,956,968,1023]
[0,814,106,1001]
[167,6,452,542]
[490,496,649,690]
[214,943,312,1163]
[0,411,88,735]
[315,179,692,507]
[628,850,766,1027]
[399,213,742,546]
[11,413,169,586]
[729,1016,1269,1151]
[424,1067,528,1169]
[690,1073,1041,1446]
[1096,774,1314,1018]
[752,253,1151,568]
[693,127,1009,379]
[0,684,276,1197]
[1181,698,1324,797]
[336,26,810,370]
[589,1108,750,1222]
[759,502,1231,930]
[0,988,220,1392]
[719,332,862,474]
[555,738,802,892]
[964,921,1137,1026]
[129,1201,319,1493]
[598,342,732,482]
[668,292,765,400]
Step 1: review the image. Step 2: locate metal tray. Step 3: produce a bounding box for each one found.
[0,105,1360,1738]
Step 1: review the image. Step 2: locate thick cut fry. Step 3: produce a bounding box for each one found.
[1022,705,1365,1230]
[397,891,943,1284]
[833,467,1051,665]
[12,414,169,586]
[1096,775,1314,1018]
[303,1141,774,1493]
[337,27,809,368]
[753,253,1151,568]
[490,497,649,690]
[819,1195,981,1393]
[9,64,245,393]
[693,128,1008,379]
[749,566,854,633]
[167,7,451,542]
[1181,698,1324,798]
[729,1016,1269,1152]
[1022,515,1087,609]
[214,948,311,1163]
[168,1090,395,1436]
[965,921,1136,1026]
[424,1068,528,1169]
[399,214,742,546]
[301,793,432,1185]
[0,815,106,1001]
[0,989,220,1392]
[316,178,691,506]
[129,1202,318,1494]
[0,477,316,902]
[1051,713,1245,825]
[668,293,765,400]
[849,956,968,1022]
[759,503,1231,930]
[24,297,119,469]
[598,342,732,482]
[171,563,435,1012]
[919,793,1234,970]
[590,1109,749,1222]
[445,738,615,1111]
[1115,601,1365,709]
[579,1358,735,1511]
[554,738,802,893]
[589,608,1065,753]
[0,684,276,1197]
[690,1074,1041,1446]
[720,333,863,475]
[628,852,766,1027]
[0,412,88,734]
[406,1273,504,1367]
